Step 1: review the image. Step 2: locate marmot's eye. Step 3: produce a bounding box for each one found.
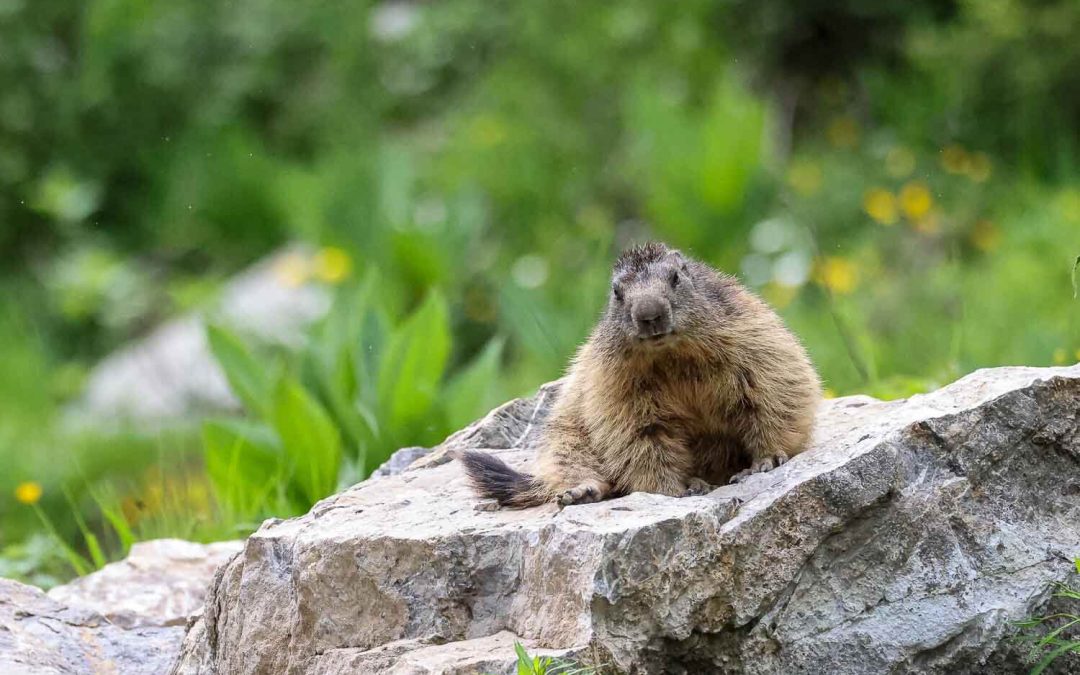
[670,270,680,288]
[612,283,623,302]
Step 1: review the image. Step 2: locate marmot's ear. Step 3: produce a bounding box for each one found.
[666,250,687,268]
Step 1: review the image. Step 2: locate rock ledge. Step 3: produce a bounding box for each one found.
[172,366,1080,674]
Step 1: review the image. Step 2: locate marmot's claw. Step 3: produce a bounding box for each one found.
[729,451,791,484]
[680,478,713,497]
[558,484,601,507]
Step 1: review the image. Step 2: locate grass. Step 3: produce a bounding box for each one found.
[1016,560,1080,674]
[501,642,598,675]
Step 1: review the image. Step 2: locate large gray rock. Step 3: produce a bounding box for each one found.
[1,539,241,674]
[0,578,185,674]
[47,539,243,629]
[69,246,331,423]
[171,365,1080,674]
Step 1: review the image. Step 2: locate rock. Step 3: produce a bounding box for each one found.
[0,578,184,675]
[1,539,241,673]
[171,365,1080,674]
[370,380,561,479]
[47,539,243,629]
[370,447,432,478]
[69,246,331,424]
[312,631,573,675]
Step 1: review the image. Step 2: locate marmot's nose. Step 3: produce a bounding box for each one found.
[632,297,672,337]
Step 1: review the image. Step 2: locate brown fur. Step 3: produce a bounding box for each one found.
[461,241,822,507]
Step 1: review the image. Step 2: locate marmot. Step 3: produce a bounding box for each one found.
[461,241,821,507]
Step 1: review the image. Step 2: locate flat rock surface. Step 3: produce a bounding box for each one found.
[1,539,241,674]
[171,365,1080,674]
[48,539,243,629]
[0,578,184,675]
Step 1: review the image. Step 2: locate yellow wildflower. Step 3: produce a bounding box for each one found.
[941,144,969,174]
[899,181,933,221]
[1075,349,1080,362]
[823,387,837,400]
[273,252,310,288]
[1053,348,1068,365]
[826,116,859,149]
[970,220,1001,252]
[863,188,898,225]
[313,247,352,284]
[786,160,823,197]
[15,481,42,505]
[814,257,858,295]
[885,147,916,178]
[967,152,992,182]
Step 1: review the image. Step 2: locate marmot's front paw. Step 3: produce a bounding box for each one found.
[557,482,604,507]
[729,451,790,484]
[680,477,714,497]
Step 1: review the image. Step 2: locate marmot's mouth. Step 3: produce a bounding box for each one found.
[639,332,674,344]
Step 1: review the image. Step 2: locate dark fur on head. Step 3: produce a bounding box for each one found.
[604,241,730,351]
[612,241,675,277]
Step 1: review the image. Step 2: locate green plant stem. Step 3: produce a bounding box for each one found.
[31,504,90,577]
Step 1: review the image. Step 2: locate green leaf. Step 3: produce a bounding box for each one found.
[271,378,342,505]
[1032,639,1080,674]
[207,324,274,417]
[443,337,504,430]
[84,532,106,569]
[303,283,382,470]
[312,274,379,402]
[203,419,284,518]
[322,381,378,477]
[96,499,135,552]
[1074,558,1080,575]
[355,307,389,407]
[31,504,90,576]
[1036,617,1080,648]
[1071,255,1079,299]
[376,290,450,443]
[61,486,105,569]
[515,642,533,674]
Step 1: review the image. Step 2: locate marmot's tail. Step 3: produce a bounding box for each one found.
[459,451,549,508]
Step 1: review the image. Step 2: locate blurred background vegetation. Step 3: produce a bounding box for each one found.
[1,0,1078,585]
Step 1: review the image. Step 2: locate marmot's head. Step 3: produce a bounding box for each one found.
[605,241,706,349]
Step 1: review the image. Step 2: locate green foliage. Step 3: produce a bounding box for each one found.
[203,420,288,518]
[376,291,451,444]
[2,0,1080,584]
[271,378,342,505]
[508,642,596,675]
[207,326,278,418]
[1016,568,1080,674]
[202,279,505,522]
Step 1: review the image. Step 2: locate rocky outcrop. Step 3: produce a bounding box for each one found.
[47,539,243,629]
[1,540,240,674]
[171,365,1080,674]
[0,579,182,675]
